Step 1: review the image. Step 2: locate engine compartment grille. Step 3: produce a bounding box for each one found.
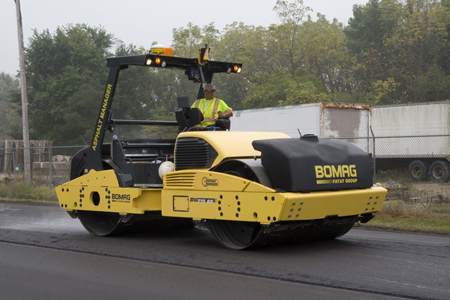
[175,137,217,170]
[164,172,197,189]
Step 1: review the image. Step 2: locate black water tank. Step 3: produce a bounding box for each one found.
[252,136,373,192]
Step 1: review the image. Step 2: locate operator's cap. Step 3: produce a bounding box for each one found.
[204,83,216,91]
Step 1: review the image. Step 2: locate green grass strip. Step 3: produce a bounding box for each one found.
[363,213,450,234]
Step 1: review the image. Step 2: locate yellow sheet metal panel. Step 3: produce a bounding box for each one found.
[178,131,289,167]
[279,186,387,220]
[56,169,162,214]
[63,169,120,188]
[161,186,386,225]
[162,170,284,224]
[133,189,163,211]
[162,168,387,225]
[162,189,286,225]
[164,170,252,192]
[57,184,144,214]
[173,196,189,212]
[243,181,276,193]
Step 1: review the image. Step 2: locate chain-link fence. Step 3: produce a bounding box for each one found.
[1,135,450,215]
[0,142,84,187]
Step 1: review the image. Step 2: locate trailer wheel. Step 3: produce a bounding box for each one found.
[429,161,450,182]
[408,160,428,181]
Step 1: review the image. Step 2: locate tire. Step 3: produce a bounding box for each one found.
[429,161,450,182]
[408,160,428,181]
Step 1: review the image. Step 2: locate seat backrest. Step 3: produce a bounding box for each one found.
[175,96,204,130]
[177,96,190,108]
[175,109,189,130]
[188,108,203,127]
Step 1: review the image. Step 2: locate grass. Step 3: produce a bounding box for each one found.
[361,200,450,234]
[363,214,450,234]
[0,180,58,203]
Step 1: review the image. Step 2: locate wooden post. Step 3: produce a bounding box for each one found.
[14,0,31,185]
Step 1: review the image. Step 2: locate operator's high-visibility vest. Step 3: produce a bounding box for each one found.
[192,98,232,127]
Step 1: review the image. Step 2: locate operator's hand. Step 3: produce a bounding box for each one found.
[218,111,232,119]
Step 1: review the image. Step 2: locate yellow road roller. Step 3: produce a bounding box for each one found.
[56,46,386,249]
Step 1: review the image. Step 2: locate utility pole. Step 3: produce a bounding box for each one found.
[14,0,31,185]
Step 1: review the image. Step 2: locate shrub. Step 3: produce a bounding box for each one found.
[0,179,57,202]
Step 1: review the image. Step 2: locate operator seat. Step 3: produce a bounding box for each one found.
[175,96,203,131]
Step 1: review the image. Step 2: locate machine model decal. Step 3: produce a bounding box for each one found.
[191,198,215,203]
[315,165,358,184]
[202,177,218,187]
[92,84,112,151]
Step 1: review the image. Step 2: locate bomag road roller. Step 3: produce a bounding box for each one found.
[56,46,387,250]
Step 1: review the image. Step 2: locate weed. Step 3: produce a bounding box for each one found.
[0,180,57,202]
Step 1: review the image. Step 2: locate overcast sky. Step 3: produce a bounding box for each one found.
[1,0,369,75]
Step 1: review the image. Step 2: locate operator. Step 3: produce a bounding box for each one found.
[191,83,233,127]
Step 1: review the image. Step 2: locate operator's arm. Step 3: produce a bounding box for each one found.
[217,100,233,119]
[218,110,233,118]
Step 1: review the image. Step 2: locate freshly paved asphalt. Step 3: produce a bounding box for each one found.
[1,201,449,299]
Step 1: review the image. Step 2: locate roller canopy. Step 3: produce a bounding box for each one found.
[252,135,373,192]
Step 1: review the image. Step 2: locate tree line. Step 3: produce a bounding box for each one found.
[0,0,449,145]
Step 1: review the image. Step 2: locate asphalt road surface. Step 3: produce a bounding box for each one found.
[1,201,449,300]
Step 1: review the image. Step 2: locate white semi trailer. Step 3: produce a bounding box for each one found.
[372,101,450,182]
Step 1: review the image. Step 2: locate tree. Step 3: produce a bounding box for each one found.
[344,0,403,102]
[346,0,450,104]
[214,22,265,109]
[380,0,450,103]
[270,0,312,77]
[241,0,356,107]
[24,24,114,145]
[172,23,221,58]
[345,0,396,55]
[304,14,356,97]
[0,73,21,139]
[440,0,450,76]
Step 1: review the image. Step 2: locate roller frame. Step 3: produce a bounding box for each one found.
[57,168,386,225]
